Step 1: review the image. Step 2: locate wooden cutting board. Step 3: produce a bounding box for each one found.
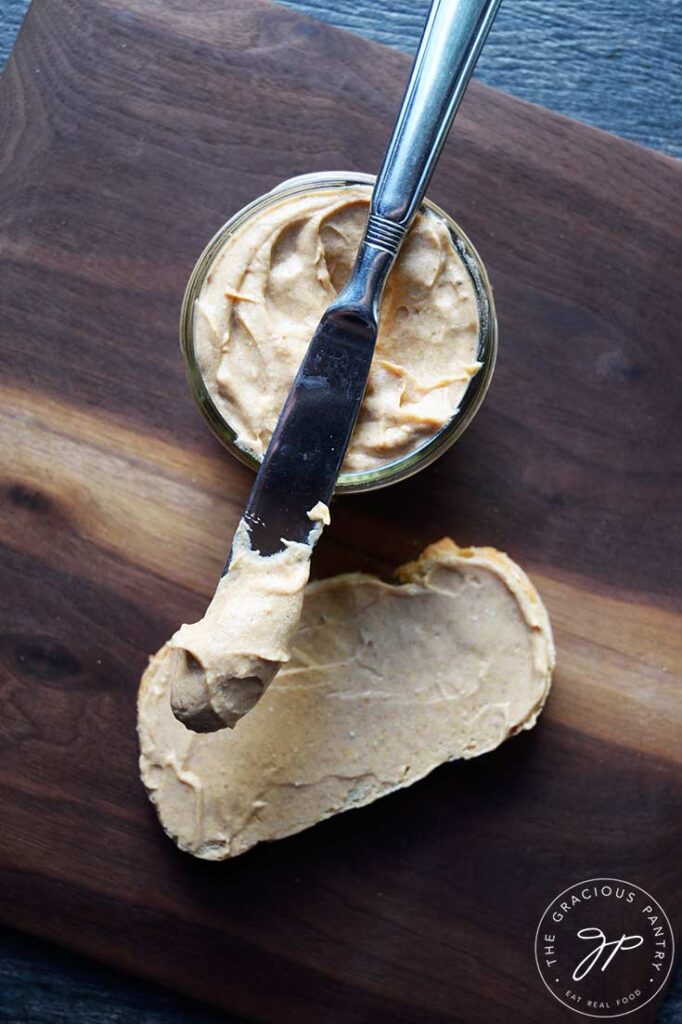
[1,0,680,1021]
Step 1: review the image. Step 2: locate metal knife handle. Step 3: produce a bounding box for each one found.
[335,0,502,319]
[371,0,502,233]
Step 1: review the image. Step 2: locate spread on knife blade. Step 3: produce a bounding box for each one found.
[166,502,330,732]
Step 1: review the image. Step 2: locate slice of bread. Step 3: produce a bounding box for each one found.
[138,539,554,859]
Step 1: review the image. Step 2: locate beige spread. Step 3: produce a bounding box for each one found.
[194,186,481,473]
[138,539,554,859]
[167,503,330,732]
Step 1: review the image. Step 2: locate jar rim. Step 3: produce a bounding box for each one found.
[180,171,498,494]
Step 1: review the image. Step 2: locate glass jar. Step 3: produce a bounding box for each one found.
[180,171,497,494]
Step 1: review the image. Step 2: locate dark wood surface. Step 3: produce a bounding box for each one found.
[0,1,680,1022]
[5,0,682,159]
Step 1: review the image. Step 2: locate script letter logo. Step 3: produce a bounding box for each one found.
[572,927,644,981]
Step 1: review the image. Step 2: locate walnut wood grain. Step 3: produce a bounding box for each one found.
[0,1,680,1022]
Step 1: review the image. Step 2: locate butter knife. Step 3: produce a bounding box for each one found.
[238,0,502,558]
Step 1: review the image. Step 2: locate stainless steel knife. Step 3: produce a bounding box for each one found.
[236,0,502,560]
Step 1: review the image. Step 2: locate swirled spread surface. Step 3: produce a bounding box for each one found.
[193,186,481,472]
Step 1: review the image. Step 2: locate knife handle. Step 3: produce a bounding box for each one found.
[333,0,502,319]
[370,0,502,233]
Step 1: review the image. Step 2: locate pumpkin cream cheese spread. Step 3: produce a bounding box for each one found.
[165,502,330,733]
[194,186,481,473]
[138,539,554,860]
